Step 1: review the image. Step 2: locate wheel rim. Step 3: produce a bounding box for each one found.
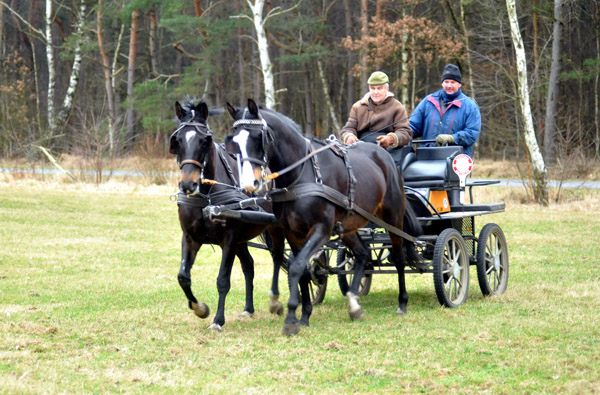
[477,224,509,296]
[433,228,469,308]
[483,230,507,292]
[443,236,468,304]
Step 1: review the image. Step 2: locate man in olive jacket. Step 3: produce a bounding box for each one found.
[341,71,412,166]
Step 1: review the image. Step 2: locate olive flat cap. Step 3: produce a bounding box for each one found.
[367,71,389,85]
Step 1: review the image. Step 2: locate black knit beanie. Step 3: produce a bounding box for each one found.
[441,64,462,83]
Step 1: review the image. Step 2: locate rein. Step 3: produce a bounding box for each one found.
[265,139,337,181]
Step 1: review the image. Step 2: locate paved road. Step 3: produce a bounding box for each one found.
[3,167,600,189]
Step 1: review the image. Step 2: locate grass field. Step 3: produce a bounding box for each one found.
[1,178,599,394]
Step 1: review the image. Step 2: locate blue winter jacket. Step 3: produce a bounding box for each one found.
[409,89,481,157]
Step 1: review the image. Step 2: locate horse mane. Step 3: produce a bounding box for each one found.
[259,106,304,137]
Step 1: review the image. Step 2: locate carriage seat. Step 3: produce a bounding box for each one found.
[402,146,464,188]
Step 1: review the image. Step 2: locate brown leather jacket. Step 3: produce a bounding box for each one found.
[341,92,411,148]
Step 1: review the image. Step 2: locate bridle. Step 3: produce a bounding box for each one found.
[231,118,274,168]
[170,121,213,170]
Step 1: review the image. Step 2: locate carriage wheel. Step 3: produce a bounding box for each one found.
[308,250,329,305]
[336,247,372,297]
[282,250,328,306]
[476,223,509,296]
[432,228,469,308]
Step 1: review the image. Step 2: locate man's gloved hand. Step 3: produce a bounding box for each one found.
[435,134,454,146]
[376,134,393,148]
[343,133,358,145]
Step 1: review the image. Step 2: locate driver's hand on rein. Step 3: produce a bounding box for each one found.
[435,134,455,146]
[343,133,358,145]
[376,134,394,148]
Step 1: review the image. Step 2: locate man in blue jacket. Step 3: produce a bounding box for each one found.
[409,64,481,157]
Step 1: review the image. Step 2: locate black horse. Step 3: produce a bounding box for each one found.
[227,99,422,335]
[170,99,286,331]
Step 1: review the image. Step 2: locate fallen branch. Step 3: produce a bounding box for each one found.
[37,146,77,182]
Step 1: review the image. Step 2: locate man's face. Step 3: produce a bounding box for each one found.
[369,84,389,104]
[442,79,461,95]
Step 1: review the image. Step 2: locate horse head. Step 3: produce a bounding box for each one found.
[170,99,213,196]
[226,99,273,193]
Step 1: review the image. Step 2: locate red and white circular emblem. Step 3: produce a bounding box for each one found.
[452,154,473,177]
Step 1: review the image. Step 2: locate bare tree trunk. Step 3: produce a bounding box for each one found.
[317,60,341,134]
[343,0,354,109]
[111,23,124,91]
[126,9,140,149]
[543,0,562,164]
[236,0,246,104]
[97,0,116,155]
[54,0,85,136]
[245,0,275,108]
[360,0,368,88]
[459,0,475,99]
[148,9,158,75]
[506,0,548,205]
[0,3,4,57]
[596,2,600,158]
[304,71,313,137]
[46,0,56,135]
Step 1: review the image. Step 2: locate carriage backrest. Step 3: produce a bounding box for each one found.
[402,145,464,187]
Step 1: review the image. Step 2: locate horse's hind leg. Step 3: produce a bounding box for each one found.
[178,235,210,319]
[389,234,408,315]
[342,233,369,321]
[236,243,255,318]
[266,228,285,315]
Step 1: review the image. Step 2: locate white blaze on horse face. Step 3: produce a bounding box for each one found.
[185,130,196,150]
[232,129,256,191]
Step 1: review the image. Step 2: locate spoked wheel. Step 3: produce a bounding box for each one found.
[336,247,372,297]
[432,228,469,308]
[282,250,328,306]
[308,249,329,305]
[476,223,509,296]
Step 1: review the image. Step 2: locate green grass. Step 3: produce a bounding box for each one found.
[1,183,599,394]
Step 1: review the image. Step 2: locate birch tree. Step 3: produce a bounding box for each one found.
[243,0,275,108]
[46,0,56,135]
[54,0,86,136]
[506,0,548,204]
[234,0,302,109]
[543,0,563,164]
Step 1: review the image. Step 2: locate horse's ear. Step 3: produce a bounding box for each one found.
[247,99,259,117]
[197,102,209,121]
[226,102,236,119]
[175,101,184,120]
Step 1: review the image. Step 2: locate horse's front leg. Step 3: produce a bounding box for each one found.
[209,236,237,332]
[343,233,370,321]
[236,243,255,318]
[267,227,286,315]
[283,226,329,336]
[177,234,210,319]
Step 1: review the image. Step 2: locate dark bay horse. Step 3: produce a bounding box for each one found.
[170,99,285,331]
[227,99,422,335]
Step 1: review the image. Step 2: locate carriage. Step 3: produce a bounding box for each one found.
[245,139,509,309]
[171,98,508,334]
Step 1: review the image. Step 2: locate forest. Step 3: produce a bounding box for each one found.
[0,0,598,167]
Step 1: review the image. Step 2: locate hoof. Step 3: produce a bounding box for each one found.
[396,306,407,316]
[349,308,365,321]
[239,311,254,319]
[208,323,223,332]
[346,292,364,321]
[269,301,284,316]
[191,302,210,319]
[300,318,310,327]
[282,322,300,336]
